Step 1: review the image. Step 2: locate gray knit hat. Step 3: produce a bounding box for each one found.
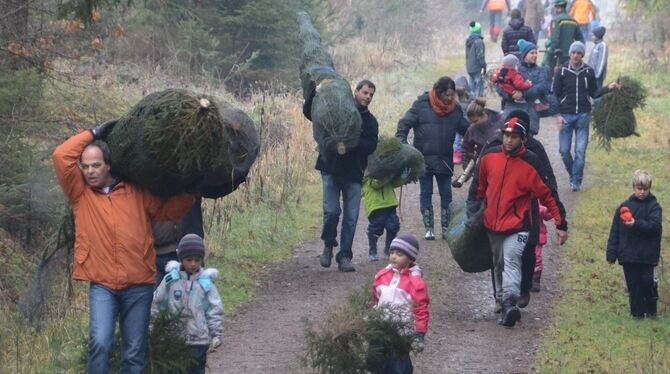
[177,233,206,260]
[390,234,420,260]
[569,41,586,56]
[501,54,519,68]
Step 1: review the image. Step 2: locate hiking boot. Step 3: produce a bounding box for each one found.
[424,229,435,241]
[518,290,531,308]
[368,254,379,262]
[531,271,541,293]
[319,246,333,268]
[440,208,449,240]
[498,299,521,327]
[337,258,356,272]
[494,299,503,314]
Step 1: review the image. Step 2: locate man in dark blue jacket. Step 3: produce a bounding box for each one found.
[304,80,379,272]
[396,76,469,240]
[552,41,618,191]
[500,8,536,58]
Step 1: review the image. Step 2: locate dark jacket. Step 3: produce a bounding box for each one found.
[461,109,503,166]
[465,33,486,74]
[501,18,536,57]
[396,93,470,176]
[545,11,583,68]
[304,98,379,183]
[607,194,663,266]
[553,61,610,114]
[474,143,567,234]
[152,196,204,256]
[497,61,553,134]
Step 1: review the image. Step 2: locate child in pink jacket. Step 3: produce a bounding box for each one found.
[372,234,430,373]
[533,202,554,292]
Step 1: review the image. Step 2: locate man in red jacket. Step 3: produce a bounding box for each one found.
[474,115,568,327]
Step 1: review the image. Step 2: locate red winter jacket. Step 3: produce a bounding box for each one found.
[372,265,430,334]
[475,144,567,234]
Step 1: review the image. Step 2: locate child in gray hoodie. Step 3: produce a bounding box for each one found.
[152,234,223,374]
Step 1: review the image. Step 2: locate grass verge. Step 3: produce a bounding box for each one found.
[536,46,670,372]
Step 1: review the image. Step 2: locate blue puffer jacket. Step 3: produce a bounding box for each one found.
[496,61,552,134]
[396,93,470,175]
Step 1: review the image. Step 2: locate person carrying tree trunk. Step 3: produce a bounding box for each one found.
[303,80,379,272]
[52,122,195,373]
[470,113,568,327]
[396,77,470,241]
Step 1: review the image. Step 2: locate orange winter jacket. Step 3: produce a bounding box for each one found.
[569,0,597,25]
[53,131,195,290]
[484,0,509,12]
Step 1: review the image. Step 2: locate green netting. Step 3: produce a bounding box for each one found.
[366,137,425,185]
[445,203,492,273]
[298,12,361,156]
[106,89,258,198]
[591,76,646,150]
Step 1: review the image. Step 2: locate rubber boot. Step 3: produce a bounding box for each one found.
[421,208,435,240]
[384,232,397,257]
[499,298,521,327]
[531,271,541,292]
[367,232,379,261]
[319,246,333,268]
[440,208,450,240]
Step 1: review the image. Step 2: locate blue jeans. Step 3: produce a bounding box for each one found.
[580,24,590,41]
[559,112,590,187]
[367,207,400,255]
[321,172,362,261]
[88,283,154,374]
[383,354,413,373]
[419,172,452,212]
[468,72,484,98]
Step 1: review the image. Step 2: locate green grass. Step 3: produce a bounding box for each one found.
[536,47,670,373]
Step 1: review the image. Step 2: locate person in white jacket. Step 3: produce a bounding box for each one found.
[152,234,223,374]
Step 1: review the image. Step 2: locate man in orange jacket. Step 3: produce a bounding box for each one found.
[52,121,194,374]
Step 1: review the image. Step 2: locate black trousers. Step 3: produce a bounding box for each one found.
[622,263,658,318]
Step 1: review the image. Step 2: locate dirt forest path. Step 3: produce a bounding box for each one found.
[208,109,578,373]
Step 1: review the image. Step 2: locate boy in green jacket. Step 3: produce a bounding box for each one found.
[361,170,408,261]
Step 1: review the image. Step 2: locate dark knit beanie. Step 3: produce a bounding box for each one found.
[390,234,420,261]
[177,233,206,260]
[592,26,606,40]
[517,39,537,59]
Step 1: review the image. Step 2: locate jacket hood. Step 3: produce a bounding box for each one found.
[509,18,525,29]
[629,193,657,203]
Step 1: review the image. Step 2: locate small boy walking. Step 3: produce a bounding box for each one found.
[588,26,608,90]
[362,176,402,261]
[152,234,223,373]
[371,234,430,373]
[606,170,663,319]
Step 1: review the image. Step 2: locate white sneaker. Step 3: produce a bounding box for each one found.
[424,229,435,240]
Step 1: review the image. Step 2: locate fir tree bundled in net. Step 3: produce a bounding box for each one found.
[591,76,647,150]
[297,12,361,157]
[105,89,259,197]
[366,137,426,185]
[445,202,492,273]
[303,286,418,374]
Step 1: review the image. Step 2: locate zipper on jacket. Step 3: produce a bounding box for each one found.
[494,154,510,232]
[575,73,579,113]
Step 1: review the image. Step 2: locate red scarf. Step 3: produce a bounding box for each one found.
[428,88,456,117]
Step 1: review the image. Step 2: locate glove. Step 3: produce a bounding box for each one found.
[400,167,411,180]
[164,268,180,285]
[416,333,425,353]
[209,336,222,351]
[198,276,213,293]
[91,118,118,140]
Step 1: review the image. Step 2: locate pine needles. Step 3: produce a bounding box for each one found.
[591,76,647,151]
[366,137,426,185]
[303,285,418,374]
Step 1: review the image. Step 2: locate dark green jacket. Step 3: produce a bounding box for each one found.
[543,11,583,69]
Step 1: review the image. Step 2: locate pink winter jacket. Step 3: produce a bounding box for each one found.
[539,203,553,246]
[372,264,430,334]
